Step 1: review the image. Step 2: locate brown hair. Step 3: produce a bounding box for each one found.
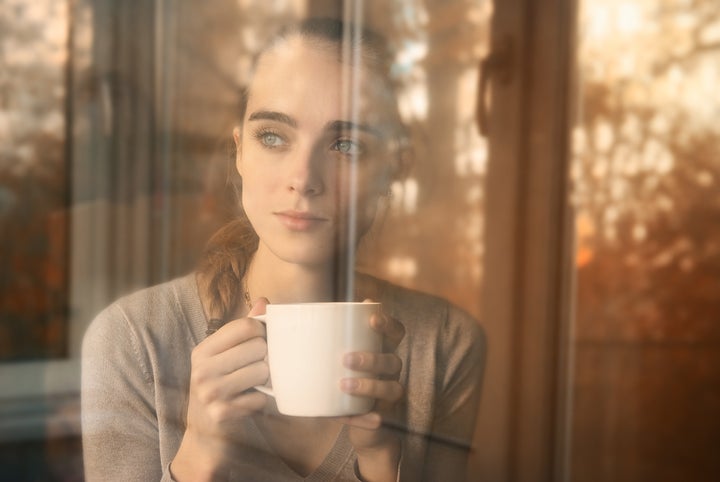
[196,18,404,326]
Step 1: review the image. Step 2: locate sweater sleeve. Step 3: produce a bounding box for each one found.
[421,304,486,482]
[81,303,174,482]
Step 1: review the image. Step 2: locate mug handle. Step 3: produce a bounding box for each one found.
[250,315,274,398]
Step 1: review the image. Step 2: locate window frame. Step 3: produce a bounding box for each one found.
[469,0,578,480]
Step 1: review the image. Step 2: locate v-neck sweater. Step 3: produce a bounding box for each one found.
[81,273,486,481]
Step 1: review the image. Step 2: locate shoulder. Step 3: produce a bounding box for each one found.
[83,274,204,356]
[122,274,198,318]
[357,272,486,350]
[359,274,487,412]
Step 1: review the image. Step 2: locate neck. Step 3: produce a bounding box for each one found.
[246,244,354,304]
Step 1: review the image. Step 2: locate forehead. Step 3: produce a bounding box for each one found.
[245,36,394,126]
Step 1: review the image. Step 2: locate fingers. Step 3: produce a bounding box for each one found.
[338,412,383,430]
[342,301,405,411]
[248,297,269,317]
[373,314,405,349]
[202,388,269,425]
[218,360,271,399]
[188,362,270,434]
[196,301,269,357]
[196,318,265,357]
[192,359,269,402]
[190,297,271,406]
[361,299,405,350]
[344,352,402,378]
[340,377,403,403]
[210,337,268,376]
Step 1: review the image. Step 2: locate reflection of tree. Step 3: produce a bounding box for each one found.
[161,1,305,279]
[653,0,720,74]
[5,0,489,321]
[0,0,70,360]
[576,123,720,340]
[571,0,720,478]
[358,1,490,316]
[573,0,720,341]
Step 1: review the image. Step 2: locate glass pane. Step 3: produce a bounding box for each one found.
[0,2,90,480]
[569,0,720,479]
[0,0,70,361]
[1,0,492,480]
[357,2,490,316]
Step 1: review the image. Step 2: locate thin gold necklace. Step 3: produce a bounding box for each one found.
[206,278,253,338]
[243,282,252,310]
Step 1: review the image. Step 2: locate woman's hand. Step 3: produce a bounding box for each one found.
[171,300,270,481]
[339,303,406,482]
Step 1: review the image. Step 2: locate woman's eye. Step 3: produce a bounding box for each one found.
[259,131,285,148]
[333,139,362,156]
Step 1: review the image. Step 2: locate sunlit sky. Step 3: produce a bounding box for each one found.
[0,0,68,173]
[580,0,719,128]
[574,0,719,262]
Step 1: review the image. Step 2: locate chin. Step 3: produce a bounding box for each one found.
[264,239,338,266]
[251,216,370,268]
[276,251,344,271]
[271,234,364,269]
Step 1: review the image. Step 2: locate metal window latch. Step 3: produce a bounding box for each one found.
[476,36,514,136]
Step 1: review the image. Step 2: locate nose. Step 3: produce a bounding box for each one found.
[287,143,325,196]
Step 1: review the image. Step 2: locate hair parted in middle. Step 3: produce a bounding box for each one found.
[197,17,410,324]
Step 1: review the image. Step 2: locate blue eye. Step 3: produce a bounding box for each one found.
[333,139,362,156]
[260,132,285,148]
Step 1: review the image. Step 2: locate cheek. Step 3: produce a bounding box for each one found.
[240,187,256,223]
[336,159,390,194]
[337,171,387,229]
[240,171,271,216]
[242,161,281,195]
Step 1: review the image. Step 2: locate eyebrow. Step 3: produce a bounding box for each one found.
[247,110,298,127]
[247,110,383,138]
[327,120,383,138]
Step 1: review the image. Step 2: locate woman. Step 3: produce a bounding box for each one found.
[82,18,485,482]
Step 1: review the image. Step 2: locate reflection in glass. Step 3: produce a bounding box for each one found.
[570,0,720,479]
[175,1,492,319]
[0,1,492,479]
[0,0,70,360]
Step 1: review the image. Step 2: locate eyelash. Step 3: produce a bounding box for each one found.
[252,127,286,149]
[331,137,365,157]
[251,127,367,158]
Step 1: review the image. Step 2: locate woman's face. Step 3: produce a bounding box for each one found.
[236,36,398,267]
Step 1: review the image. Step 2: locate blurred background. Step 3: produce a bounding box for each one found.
[0,0,717,480]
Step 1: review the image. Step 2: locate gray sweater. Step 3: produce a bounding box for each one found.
[81,274,486,481]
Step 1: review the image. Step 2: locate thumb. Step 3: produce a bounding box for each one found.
[248,297,269,317]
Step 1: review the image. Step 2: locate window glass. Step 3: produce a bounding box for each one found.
[0,0,70,361]
[570,0,720,479]
[0,1,491,479]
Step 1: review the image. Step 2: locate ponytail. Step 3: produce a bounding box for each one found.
[196,214,259,324]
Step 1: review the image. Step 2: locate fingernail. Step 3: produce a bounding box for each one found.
[373,314,386,328]
[344,353,362,368]
[367,412,382,426]
[340,378,359,391]
[356,412,382,429]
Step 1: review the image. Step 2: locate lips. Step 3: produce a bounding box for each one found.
[274,210,329,231]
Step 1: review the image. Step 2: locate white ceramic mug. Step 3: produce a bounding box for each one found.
[252,302,382,417]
